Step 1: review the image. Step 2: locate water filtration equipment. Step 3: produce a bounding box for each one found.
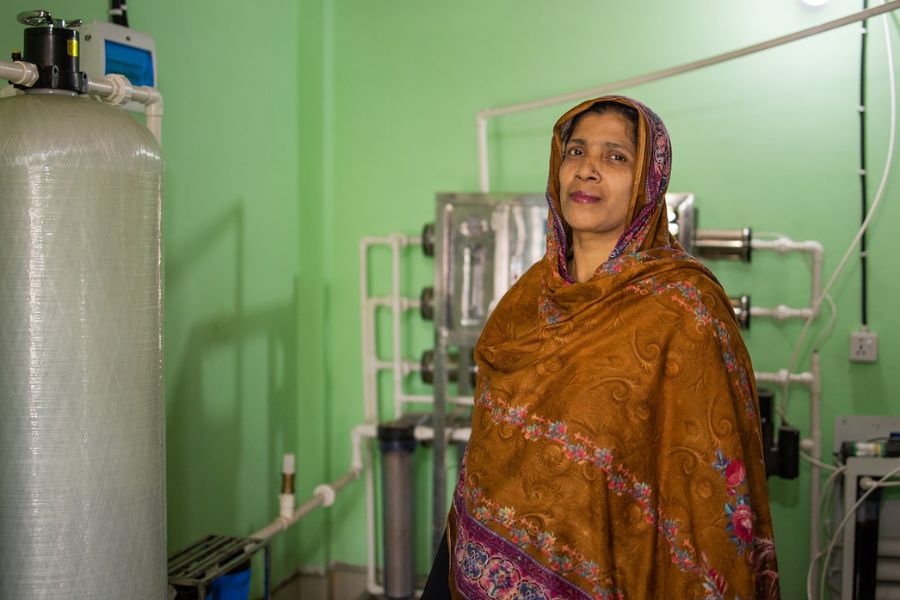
[0,13,165,598]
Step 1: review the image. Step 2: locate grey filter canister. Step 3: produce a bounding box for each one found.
[378,422,417,600]
[0,93,165,598]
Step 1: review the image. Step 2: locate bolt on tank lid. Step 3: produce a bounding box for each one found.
[17,9,82,29]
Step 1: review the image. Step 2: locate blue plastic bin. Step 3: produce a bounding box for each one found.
[208,568,251,600]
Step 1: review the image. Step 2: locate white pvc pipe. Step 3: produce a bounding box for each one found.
[0,60,165,146]
[359,241,377,422]
[757,362,822,574]
[751,305,814,321]
[359,234,423,423]
[249,467,361,543]
[473,2,900,191]
[352,423,376,472]
[755,369,815,386]
[399,393,475,407]
[752,238,824,311]
[0,60,38,87]
[144,94,163,146]
[391,235,404,418]
[477,115,490,192]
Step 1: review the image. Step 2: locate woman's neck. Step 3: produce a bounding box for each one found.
[569,232,620,283]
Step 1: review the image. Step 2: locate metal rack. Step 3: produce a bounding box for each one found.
[168,534,271,599]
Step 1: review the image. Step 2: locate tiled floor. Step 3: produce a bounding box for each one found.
[270,564,370,600]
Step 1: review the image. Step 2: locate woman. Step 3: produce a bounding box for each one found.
[425,96,779,599]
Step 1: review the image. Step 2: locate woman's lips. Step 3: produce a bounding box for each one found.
[570,191,600,204]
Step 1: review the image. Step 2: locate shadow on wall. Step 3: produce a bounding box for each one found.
[164,202,300,554]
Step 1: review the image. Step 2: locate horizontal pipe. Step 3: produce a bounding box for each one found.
[751,238,823,254]
[368,297,421,311]
[359,235,422,248]
[0,59,38,86]
[475,2,900,190]
[399,393,475,406]
[755,369,814,386]
[414,425,472,443]
[476,2,900,122]
[0,60,164,145]
[249,467,362,544]
[752,238,824,312]
[751,305,814,320]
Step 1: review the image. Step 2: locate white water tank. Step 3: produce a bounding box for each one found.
[0,91,165,598]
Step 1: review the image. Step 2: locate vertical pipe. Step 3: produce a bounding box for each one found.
[810,244,824,314]
[391,235,404,418]
[365,445,379,594]
[359,241,377,421]
[378,422,417,600]
[477,114,490,193]
[809,352,822,571]
[145,97,163,145]
[264,545,272,600]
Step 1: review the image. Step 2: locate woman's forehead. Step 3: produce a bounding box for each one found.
[566,112,637,150]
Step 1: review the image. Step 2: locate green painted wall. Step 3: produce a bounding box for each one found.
[325,2,900,599]
[4,1,900,598]
[2,0,326,594]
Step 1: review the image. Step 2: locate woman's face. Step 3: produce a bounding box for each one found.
[558,111,637,244]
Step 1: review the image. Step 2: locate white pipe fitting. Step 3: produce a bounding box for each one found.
[99,73,133,106]
[283,453,296,475]
[0,59,39,87]
[279,493,294,520]
[352,423,376,472]
[477,115,490,192]
[313,484,336,507]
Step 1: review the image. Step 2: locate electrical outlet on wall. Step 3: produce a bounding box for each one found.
[849,329,878,363]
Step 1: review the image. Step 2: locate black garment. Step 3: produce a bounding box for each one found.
[421,529,451,599]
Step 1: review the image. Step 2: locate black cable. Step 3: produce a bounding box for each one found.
[110,0,129,28]
[860,0,869,326]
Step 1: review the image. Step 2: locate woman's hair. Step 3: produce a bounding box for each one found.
[563,101,639,147]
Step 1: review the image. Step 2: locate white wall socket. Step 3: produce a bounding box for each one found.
[849,330,878,363]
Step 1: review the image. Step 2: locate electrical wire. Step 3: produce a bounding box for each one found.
[753,231,791,239]
[860,0,871,326]
[109,0,129,27]
[806,463,847,597]
[811,294,838,351]
[802,451,841,471]
[788,6,897,375]
[819,464,847,539]
[816,462,900,600]
[860,475,900,487]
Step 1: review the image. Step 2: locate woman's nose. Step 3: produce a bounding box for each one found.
[576,158,601,180]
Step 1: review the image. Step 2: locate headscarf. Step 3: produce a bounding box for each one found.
[446,96,780,599]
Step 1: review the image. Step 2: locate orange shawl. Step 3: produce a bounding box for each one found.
[447,97,780,599]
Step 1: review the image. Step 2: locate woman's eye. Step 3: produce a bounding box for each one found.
[566,147,584,157]
[610,153,627,162]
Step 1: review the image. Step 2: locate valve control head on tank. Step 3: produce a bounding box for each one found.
[15,9,88,93]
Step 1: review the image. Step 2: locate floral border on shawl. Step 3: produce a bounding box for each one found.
[711,449,781,600]
[625,277,755,417]
[471,386,726,597]
[453,476,620,600]
[712,448,754,555]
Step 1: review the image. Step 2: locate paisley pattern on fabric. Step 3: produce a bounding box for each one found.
[446,96,780,600]
[452,475,619,600]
